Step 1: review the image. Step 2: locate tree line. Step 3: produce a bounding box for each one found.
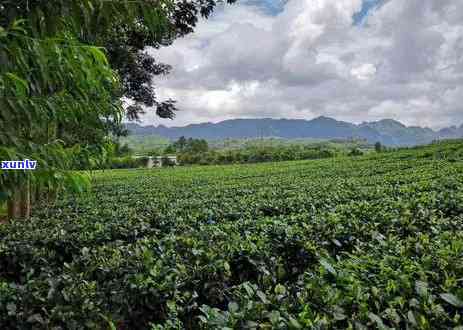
[165,137,338,165]
[97,137,387,169]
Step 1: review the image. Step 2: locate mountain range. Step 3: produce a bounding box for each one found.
[125,117,463,146]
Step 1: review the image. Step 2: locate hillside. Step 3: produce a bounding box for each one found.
[126,117,463,146]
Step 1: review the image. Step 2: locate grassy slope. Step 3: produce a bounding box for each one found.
[1,140,463,328]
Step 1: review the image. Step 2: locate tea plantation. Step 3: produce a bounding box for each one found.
[1,141,463,329]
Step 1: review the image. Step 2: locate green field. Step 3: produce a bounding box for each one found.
[1,141,463,329]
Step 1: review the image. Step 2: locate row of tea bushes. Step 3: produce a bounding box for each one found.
[1,140,463,329]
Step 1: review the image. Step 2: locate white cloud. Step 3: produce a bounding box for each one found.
[350,63,377,80]
[145,0,463,129]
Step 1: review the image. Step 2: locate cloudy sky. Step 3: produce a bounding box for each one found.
[144,0,463,129]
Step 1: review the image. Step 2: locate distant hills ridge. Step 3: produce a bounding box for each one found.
[126,116,463,146]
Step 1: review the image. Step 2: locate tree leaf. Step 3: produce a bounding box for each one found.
[440,293,463,307]
[415,281,428,297]
[274,284,286,295]
[228,301,239,313]
[320,258,337,275]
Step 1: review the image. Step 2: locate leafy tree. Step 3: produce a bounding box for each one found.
[375,141,383,153]
[0,19,118,218]
[101,0,237,121]
[173,136,188,151]
[187,138,209,153]
[1,0,236,122]
[0,0,235,220]
[167,137,209,154]
[349,148,364,157]
[164,144,177,155]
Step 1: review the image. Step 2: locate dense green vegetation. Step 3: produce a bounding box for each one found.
[1,140,463,329]
[107,136,372,169]
[177,144,337,165]
[0,0,235,220]
[208,137,372,151]
[0,1,171,219]
[121,134,372,156]
[167,137,372,166]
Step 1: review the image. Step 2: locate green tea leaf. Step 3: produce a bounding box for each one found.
[440,293,463,307]
[320,258,337,275]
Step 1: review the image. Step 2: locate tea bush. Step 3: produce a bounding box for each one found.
[1,140,463,329]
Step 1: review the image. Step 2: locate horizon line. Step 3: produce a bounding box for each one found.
[126,116,460,132]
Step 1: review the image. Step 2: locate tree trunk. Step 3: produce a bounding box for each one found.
[31,182,42,204]
[7,188,21,219]
[20,178,31,219]
[7,178,31,220]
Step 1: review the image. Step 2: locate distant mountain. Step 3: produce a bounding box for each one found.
[125,117,463,146]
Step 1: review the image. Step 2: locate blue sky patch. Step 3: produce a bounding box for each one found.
[243,0,383,20]
[243,0,288,16]
[353,0,383,25]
